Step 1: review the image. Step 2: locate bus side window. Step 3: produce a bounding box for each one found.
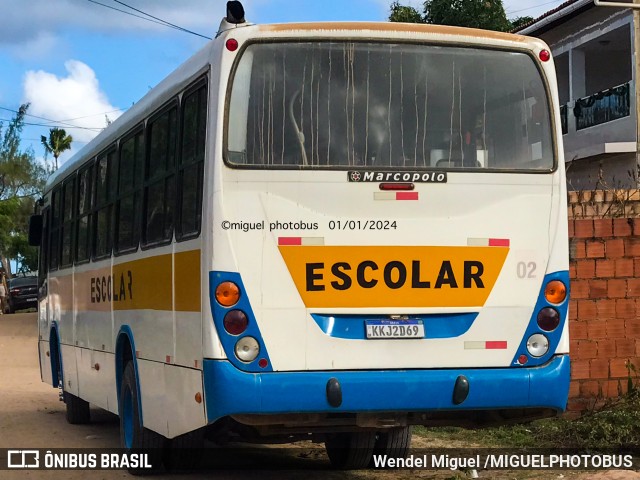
[177,82,207,241]
[144,105,177,246]
[76,162,94,263]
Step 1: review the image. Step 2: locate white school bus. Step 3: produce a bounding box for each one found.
[30,1,570,470]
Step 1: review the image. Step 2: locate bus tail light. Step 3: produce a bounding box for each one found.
[224,310,248,335]
[526,334,549,358]
[544,280,567,304]
[216,281,240,307]
[235,336,259,363]
[537,307,560,332]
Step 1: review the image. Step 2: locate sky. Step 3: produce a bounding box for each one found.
[0,0,567,168]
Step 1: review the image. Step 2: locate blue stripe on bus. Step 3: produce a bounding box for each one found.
[510,270,570,367]
[209,271,273,373]
[202,354,569,423]
[311,313,477,340]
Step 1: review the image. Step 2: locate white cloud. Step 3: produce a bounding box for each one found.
[22,60,122,165]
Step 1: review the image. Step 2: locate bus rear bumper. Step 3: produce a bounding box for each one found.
[202,354,570,424]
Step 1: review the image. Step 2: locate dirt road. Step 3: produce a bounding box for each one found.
[1,313,638,479]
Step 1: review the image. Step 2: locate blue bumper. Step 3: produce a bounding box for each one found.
[202,355,570,423]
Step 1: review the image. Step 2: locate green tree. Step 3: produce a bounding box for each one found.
[389,1,423,23]
[510,16,534,30]
[41,127,73,170]
[0,104,51,276]
[389,0,519,32]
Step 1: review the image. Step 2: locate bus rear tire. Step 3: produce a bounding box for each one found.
[64,392,91,424]
[325,431,376,469]
[119,361,166,474]
[371,426,412,464]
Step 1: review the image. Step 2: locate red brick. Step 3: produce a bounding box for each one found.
[568,299,578,320]
[589,279,608,298]
[586,320,607,340]
[615,258,634,277]
[637,339,640,356]
[570,280,589,299]
[569,263,577,280]
[595,298,616,319]
[574,219,594,238]
[575,260,596,279]
[597,339,616,358]
[606,318,626,338]
[579,380,600,397]
[569,321,588,340]
[628,278,640,297]
[616,299,635,319]
[590,358,609,379]
[635,259,640,276]
[586,240,605,259]
[604,380,621,398]
[631,218,640,235]
[625,237,640,257]
[568,381,580,399]
[572,359,590,380]
[593,218,613,237]
[595,259,615,278]
[613,218,633,237]
[606,238,625,258]
[607,279,627,298]
[610,358,630,378]
[616,339,636,357]
[577,299,597,320]
[571,239,586,260]
[567,398,589,412]
[574,340,597,360]
[625,319,640,338]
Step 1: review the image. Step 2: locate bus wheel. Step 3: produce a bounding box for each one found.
[325,431,376,469]
[119,362,166,474]
[64,392,90,424]
[371,426,412,465]
[163,428,205,472]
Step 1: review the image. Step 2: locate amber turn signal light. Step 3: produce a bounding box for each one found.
[544,280,567,304]
[216,281,240,307]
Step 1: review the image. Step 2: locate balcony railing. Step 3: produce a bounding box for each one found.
[560,104,568,135]
[573,82,631,131]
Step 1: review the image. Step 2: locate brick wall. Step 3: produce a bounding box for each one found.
[567,217,640,412]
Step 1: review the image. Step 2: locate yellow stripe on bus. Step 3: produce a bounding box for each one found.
[51,250,201,313]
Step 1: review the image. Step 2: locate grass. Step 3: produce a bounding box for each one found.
[415,390,640,450]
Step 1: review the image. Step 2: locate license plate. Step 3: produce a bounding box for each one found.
[365,320,424,339]
[27,298,37,302]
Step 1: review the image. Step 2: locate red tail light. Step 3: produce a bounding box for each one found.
[224,310,248,335]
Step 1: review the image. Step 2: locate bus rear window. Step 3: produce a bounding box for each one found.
[227,42,554,171]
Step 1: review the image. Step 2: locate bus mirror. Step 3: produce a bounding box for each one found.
[28,215,43,247]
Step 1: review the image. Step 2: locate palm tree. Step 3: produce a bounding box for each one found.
[41,127,73,170]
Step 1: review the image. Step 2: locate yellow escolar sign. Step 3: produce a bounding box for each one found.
[278,246,509,308]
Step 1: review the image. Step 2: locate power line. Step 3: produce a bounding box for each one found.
[85,0,211,40]
[0,118,103,131]
[112,0,212,40]
[0,107,103,131]
[507,0,561,16]
[84,0,179,29]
